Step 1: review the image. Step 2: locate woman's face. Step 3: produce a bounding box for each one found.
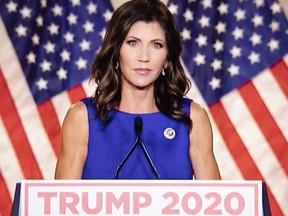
[119,21,168,90]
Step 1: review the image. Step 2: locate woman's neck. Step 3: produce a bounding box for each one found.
[118,88,158,113]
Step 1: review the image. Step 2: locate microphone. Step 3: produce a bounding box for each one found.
[114,117,160,179]
[134,116,142,137]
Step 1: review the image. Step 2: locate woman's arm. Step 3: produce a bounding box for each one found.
[54,102,88,179]
[189,102,221,180]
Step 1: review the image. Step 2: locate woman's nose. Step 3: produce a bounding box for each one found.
[137,46,150,62]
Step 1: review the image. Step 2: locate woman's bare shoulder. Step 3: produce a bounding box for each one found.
[61,101,88,144]
[189,101,210,123]
[64,101,87,123]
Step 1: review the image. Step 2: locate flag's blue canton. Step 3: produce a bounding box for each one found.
[0,0,113,104]
[169,0,288,105]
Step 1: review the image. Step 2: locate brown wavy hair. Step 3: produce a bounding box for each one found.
[90,0,191,127]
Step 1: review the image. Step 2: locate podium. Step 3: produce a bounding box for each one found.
[11,180,270,216]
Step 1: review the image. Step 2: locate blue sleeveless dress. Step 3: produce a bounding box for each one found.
[81,97,194,179]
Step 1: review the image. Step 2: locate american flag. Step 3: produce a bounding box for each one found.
[0,0,113,215]
[0,0,287,215]
[169,0,288,215]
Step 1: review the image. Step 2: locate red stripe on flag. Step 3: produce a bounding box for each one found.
[0,68,43,179]
[209,100,284,216]
[239,81,288,176]
[0,171,12,216]
[37,100,61,157]
[67,84,87,104]
[270,59,288,98]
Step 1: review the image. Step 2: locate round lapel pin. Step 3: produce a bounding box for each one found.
[164,127,176,139]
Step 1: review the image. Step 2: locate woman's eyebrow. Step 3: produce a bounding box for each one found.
[125,35,166,43]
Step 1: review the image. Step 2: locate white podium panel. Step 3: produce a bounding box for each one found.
[18,180,264,216]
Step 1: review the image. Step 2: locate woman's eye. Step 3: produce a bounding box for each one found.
[127,40,137,46]
[153,42,164,49]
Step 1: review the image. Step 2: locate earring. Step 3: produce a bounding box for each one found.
[161,67,166,76]
[115,61,119,70]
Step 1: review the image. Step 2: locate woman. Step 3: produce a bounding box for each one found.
[55,0,221,180]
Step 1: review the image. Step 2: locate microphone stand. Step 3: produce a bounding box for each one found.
[114,117,160,179]
[114,137,139,179]
[139,140,160,179]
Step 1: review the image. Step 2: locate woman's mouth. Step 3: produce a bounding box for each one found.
[134,68,151,75]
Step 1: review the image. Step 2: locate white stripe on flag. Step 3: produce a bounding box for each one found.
[0,118,24,197]
[82,78,97,97]
[284,52,288,65]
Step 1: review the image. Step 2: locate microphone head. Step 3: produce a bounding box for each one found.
[134,117,143,135]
